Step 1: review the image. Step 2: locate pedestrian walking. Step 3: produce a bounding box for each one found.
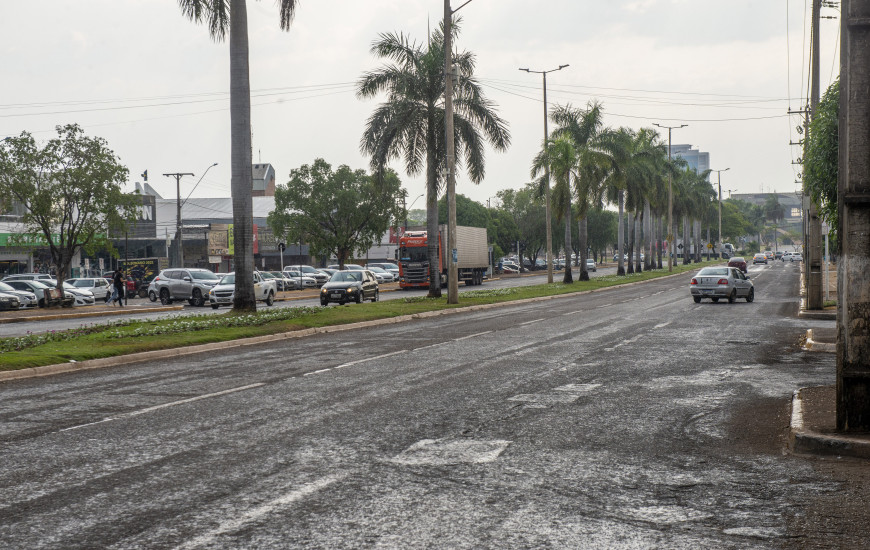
[111,268,125,307]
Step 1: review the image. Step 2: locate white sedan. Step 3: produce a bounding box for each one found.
[367,266,395,283]
[45,280,96,306]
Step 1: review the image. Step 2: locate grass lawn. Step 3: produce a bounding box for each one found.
[0,261,719,372]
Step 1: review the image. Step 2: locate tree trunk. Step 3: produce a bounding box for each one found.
[563,202,573,284]
[643,200,652,271]
[617,190,625,276]
[426,128,441,298]
[635,210,643,273]
[230,0,256,311]
[626,210,635,275]
[682,216,690,265]
[579,216,589,281]
[656,213,663,269]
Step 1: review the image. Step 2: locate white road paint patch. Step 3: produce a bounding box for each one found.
[626,505,713,525]
[605,333,644,353]
[596,303,612,309]
[304,368,332,376]
[508,393,580,407]
[553,383,601,394]
[333,350,404,369]
[654,321,671,329]
[62,383,266,431]
[723,526,785,539]
[519,318,544,326]
[561,311,578,316]
[454,330,493,341]
[391,438,511,466]
[791,390,804,431]
[176,474,345,550]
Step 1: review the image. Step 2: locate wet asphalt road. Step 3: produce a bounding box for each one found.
[1,261,861,548]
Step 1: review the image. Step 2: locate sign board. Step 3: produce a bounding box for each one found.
[208,255,222,264]
[118,257,160,283]
[84,259,90,271]
[98,258,104,271]
[452,248,458,263]
[677,243,683,250]
[707,243,714,249]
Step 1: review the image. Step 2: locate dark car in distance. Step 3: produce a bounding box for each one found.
[727,256,748,273]
[320,270,379,305]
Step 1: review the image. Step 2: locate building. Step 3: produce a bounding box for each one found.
[251,164,277,197]
[670,144,710,178]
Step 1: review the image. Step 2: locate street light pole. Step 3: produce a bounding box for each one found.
[163,172,194,267]
[653,123,687,272]
[712,168,730,260]
[521,64,569,284]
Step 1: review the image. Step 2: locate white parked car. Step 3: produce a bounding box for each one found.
[208,271,277,309]
[66,277,112,302]
[0,281,38,308]
[367,266,395,283]
[45,280,96,306]
[282,269,318,289]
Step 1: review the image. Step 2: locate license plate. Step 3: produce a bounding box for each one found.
[702,290,714,294]
[330,293,341,299]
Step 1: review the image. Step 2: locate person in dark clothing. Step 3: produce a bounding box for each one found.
[111,268,125,307]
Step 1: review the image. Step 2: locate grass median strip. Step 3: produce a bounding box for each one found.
[0,261,716,371]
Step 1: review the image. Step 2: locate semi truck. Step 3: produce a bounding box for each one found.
[397,225,489,289]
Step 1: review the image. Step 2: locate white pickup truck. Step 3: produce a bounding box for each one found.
[208,271,277,309]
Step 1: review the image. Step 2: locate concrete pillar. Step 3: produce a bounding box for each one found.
[837,0,870,431]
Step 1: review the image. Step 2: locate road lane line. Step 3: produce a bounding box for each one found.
[335,349,405,369]
[128,383,266,416]
[454,330,493,341]
[595,303,612,309]
[519,318,544,326]
[654,322,671,329]
[176,474,346,550]
[304,369,332,376]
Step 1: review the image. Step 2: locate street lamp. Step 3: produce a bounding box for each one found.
[712,168,730,259]
[652,123,687,272]
[405,193,424,232]
[520,63,569,284]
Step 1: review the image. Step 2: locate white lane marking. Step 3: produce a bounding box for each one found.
[562,311,577,316]
[304,369,332,376]
[62,383,266,431]
[412,342,442,352]
[334,349,405,369]
[605,334,644,352]
[596,303,612,309]
[653,291,664,295]
[519,318,544,326]
[454,330,493,341]
[176,474,346,550]
[620,299,633,303]
[654,322,671,329]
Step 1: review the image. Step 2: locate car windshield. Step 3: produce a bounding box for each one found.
[369,267,386,273]
[191,271,219,281]
[730,257,745,262]
[697,268,729,276]
[380,263,399,270]
[219,274,235,285]
[0,282,15,292]
[400,246,428,262]
[260,272,275,279]
[27,281,50,289]
[332,272,362,282]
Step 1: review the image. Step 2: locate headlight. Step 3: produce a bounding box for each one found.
[321,288,328,294]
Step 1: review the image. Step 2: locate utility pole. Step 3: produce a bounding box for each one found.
[712,168,730,259]
[837,0,870,431]
[806,0,824,309]
[653,123,687,272]
[520,64,569,284]
[163,172,194,268]
[444,0,458,304]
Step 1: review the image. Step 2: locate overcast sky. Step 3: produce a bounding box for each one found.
[1,1,840,209]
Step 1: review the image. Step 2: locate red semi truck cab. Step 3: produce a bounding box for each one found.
[397,231,442,289]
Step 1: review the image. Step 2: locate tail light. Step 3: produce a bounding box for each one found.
[717,278,729,285]
[690,278,697,285]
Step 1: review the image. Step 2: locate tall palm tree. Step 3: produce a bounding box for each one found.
[532,135,577,283]
[358,21,510,297]
[179,0,299,311]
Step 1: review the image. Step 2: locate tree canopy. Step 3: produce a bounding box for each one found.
[0,124,139,288]
[267,159,402,268]
[804,78,839,241]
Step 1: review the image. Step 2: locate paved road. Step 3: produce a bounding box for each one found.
[2,261,861,548]
[0,266,619,337]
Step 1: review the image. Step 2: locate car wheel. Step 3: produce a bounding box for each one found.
[160,288,171,305]
[693,296,701,303]
[148,290,157,302]
[265,291,274,306]
[711,297,719,303]
[191,289,204,307]
[728,290,736,304]
[211,304,220,309]
[320,298,328,306]
[746,288,755,303]
[355,290,363,304]
[371,290,379,303]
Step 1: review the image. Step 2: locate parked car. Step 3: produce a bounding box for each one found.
[44,280,96,307]
[788,252,803,262]
[690,266,754,303]
[367,266,395,283]
[752,253,768,265]
[318,268,338,279]
[327,263,365,271]
[3,280,74,308]
[284,265,329,286]
[150,268,222,306]
[1,273,54,282]
[501,262,520,274]
[585,259,597,272]
[66,277,113,302]
[320,270,379,305]
[0,281,38,308]
[727,256,748,273]
[0,291,20,311]
[366,262,400,279]
[265,271,295,291]
[208,271,277,309]
[283,269,318,289]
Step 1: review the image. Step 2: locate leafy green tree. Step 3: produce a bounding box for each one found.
[498,185,546,270]
[804,78,839,241]
[357,20,510,297]
[532,135,579,283]
[586,207,617,262]
[267,159,402,268]
[486,207,519,261]
[179,0,299,311]
[0,124,139,294]
[438,194,488,228]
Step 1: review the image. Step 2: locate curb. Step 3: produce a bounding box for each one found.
[790,388,870,459]
[0,304,185,324]
[0,269,693,383]
[802,329,836,353]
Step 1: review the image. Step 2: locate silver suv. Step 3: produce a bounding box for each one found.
[151,268,221,307]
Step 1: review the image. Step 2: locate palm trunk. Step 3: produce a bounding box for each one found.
[230,0,256,311]
[644,200,652,271]
[627,211,636,274]
[563,203,573,284]
[426,128,441,298]
[682,216,689,265]
[617,190,625,276]
[636,210,643,273]
[579,216,589,281]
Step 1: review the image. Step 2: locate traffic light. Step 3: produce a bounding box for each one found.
[278,242,285,253]
[141,169,148,182]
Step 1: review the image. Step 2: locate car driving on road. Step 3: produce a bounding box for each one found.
[752,253,768,265]
[727,257,748,273]
[690,266,754,304]
[320,270,379,305]
[585,259,597,272]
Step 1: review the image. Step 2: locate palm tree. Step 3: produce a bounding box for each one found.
[358,21,510,297]
[179,0,299,311]
[532,135,577,283]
